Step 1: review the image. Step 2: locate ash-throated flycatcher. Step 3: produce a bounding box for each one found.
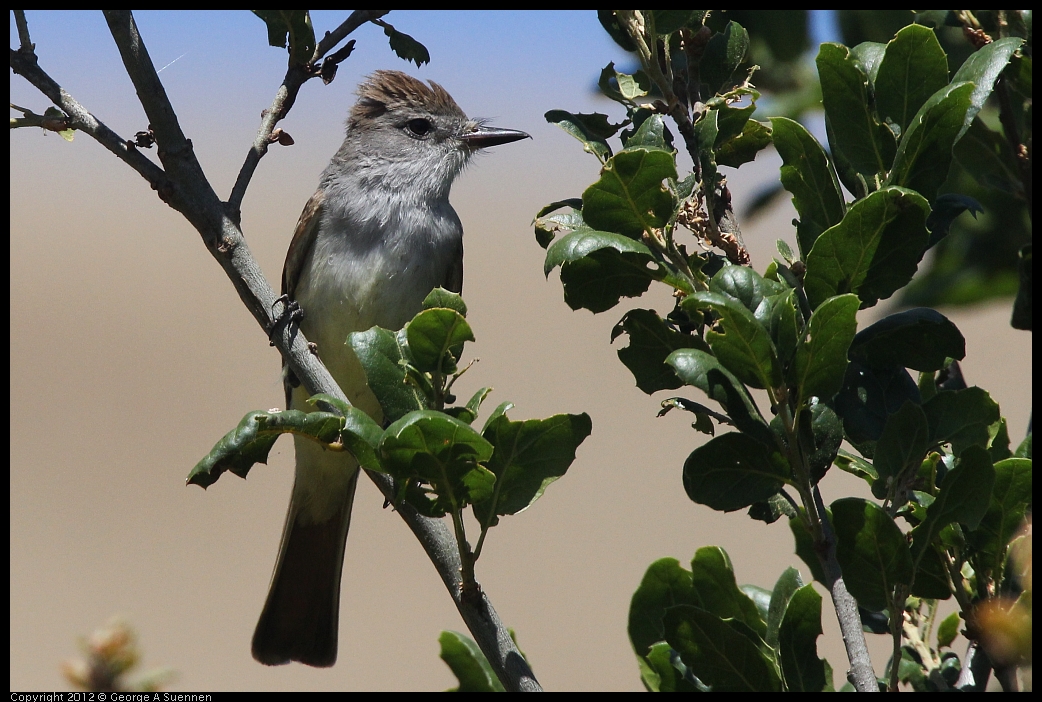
[251,70,529,667]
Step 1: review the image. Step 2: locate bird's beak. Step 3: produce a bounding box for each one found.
[461,125,531,149]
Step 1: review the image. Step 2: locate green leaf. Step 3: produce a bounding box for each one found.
[966,458,1032,578]
[189,409,312,487]
[789,508,829,585]
[693,108,720,183]
[663,605,782,692]
[922,387,1000,456]
[849,308,965,372]
[446,387,493,425]
[690,547,767,639]
[685,291,783,390]
[475,411,591,524]
[253,10,315,68]
[438,631,504,692]
[465,387,492,418]
[640,641,703,692]
[422,287,467,317]
[533,199,584,249]
[769,289,800,368]
[778,584,827,692]
[817,43,896,193]
[954,118,1024,197]
[406,308,474,374]
[834,361,921,458]
[683,432,788,512]
[380,21,430,67]
[311,394,386,474]
[379,411,495,515]
[597,11,637,52]
[834,448,878,485]
[709,265,785,326]
[803,186,930,309]
[950,37,1025,137]
[849,41,887,85]
[988,418,1013,463]
[612,309,709,394]
[925,193,983,249]
[873,400,930,482]
[747,492,798,524]
[650,10,701,35]
[701,21,750,95]
[187,402,384,488]
[884,82,974,202]
[792,293,859,405]
[911,445,995,559]
[803,402,844,483]
[831,497,913,611]
[624,113,670,150]
[545,110,617,162]
[544,229,660,313]
[909,542,952,600]
[544,227,656,276]
[666,348,774,446]
[765,567,804,651]
[715,119,773,169]
[628,558,696,658]
[480,400,514,434]
[582,148,677,239]
[597,61,651,103]
[875,24,950,136]
[349,326,427,422]
[897,647,928,691]
[770,117,846,258]
[936,612,961,649]
[713,99,757,145]
[741,584,772,626]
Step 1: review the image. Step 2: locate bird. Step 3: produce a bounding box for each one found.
[251,70,530,667]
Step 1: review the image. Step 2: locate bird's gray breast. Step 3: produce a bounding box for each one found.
[300,186,463,334]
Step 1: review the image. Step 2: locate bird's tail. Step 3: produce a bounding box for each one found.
[252,444,360,667]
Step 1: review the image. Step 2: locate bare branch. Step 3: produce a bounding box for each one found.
[228,79,306,214]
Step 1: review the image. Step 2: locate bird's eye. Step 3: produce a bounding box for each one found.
[405,118,433,138]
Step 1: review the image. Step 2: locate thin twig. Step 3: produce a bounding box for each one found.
[228,10,388,212]
[313,10,388,62]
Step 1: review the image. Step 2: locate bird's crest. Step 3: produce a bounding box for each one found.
[351,70,465,124]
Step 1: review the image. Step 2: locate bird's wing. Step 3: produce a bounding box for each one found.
[280,189,325,407]
[282,189,325,298]
[443,236,464,294]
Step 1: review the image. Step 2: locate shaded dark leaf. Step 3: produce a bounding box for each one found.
[683,433,788,512]
[849,307,965,372]
[613,309,709,394]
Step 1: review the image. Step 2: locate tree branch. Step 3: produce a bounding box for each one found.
[813,488,879,692]
[11,11,536,691]
[9,47,169,193]
[13,9,33,52]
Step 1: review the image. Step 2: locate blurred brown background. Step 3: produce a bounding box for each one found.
[10,11,1030,691]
